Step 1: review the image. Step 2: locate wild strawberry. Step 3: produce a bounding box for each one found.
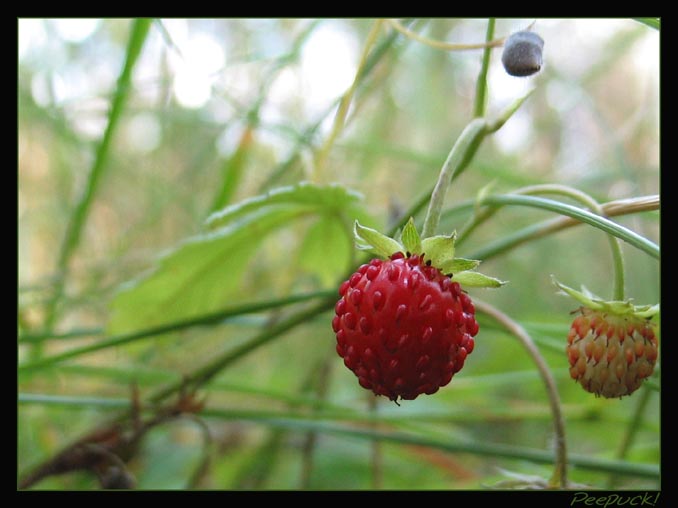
[333,219,504,403]
[555,279,659,399]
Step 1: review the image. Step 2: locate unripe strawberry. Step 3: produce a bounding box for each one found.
[333,219,504,403]
[566,307,658,398]
[554,278,659,399]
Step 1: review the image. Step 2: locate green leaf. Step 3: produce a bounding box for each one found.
[421,234,456,268]
[108,208,302,334]
[205,182,363,231]
[400,218,422,254]
[354,221,403,258]
[108,182,365,334]
[298,216,352,287]
[451,271,505,288]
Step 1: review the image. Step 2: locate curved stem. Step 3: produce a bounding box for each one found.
[607,385,653,488]
[421,93,532,239]
[466,194,659,261]
[513,184,626,300]
[474,299,568,488]
[387,19,505,51]
[479,194,659,259]
[148,299,334,405]
[422,119,488,238]
[368,395,383,489]
[314,19,383,182]
[474,18,495,118]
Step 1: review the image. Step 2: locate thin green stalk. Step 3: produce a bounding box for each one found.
[513,185,626,301]
[466,195,659,260]
[18,393,658,480]
[261,19,407,192]
[473,18,495,118]
[196,410,658,480]
[209,21,322,212]
[18,290,334,373]
[314,20,384,182]
[19,327,104,343]
[42,19,152,340]
[474,299,568,488]
[368,395,383,489]
[607,386,654,488]
[299,347,336,489]
[232,347,335,489]
[422,118,487,238]
[479,194,659,259]
[387,18,505,51]
[421,93,532,239]
[19,393,130,409]
[148,299,335,405]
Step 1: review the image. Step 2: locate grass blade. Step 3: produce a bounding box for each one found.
[43,19,153,332]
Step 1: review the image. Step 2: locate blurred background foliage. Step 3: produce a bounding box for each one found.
[18,18,659,490]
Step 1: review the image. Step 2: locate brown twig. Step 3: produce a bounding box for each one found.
[18,383,205,490]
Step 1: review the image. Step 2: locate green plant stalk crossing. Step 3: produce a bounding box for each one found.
[466,195,659,260]
[18,290,334,373]
[474,299,568,488]
[511,184,627,300]
[480,194,659,259]
[18,394,659,480]
[421,92,532,239]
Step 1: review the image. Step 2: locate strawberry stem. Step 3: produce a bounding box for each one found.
[511,184,626,301]
[422,118,487,239]
[421,93,532,239]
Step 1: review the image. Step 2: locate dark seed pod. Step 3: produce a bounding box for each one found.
[501,30,544,77]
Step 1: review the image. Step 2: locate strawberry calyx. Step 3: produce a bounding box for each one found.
[355,218,505,289]
[552,276,659,320]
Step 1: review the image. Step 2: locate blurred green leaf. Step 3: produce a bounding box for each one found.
[205,181,363,230]
[298,216,352,287]
[108,182,364,334]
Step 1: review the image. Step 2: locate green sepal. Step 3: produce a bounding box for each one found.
[400,218,422,254]
[421,233,456,269]
[552,276,659,319]
[354,219,504,289]
[354,221,404,258]
[452,271,506,288]
[438,257,480,275]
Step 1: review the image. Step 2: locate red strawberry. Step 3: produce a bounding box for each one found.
[554,279,660,399]
[566,307,658,398]
[332,219,503,403]
[333,252,478,401]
